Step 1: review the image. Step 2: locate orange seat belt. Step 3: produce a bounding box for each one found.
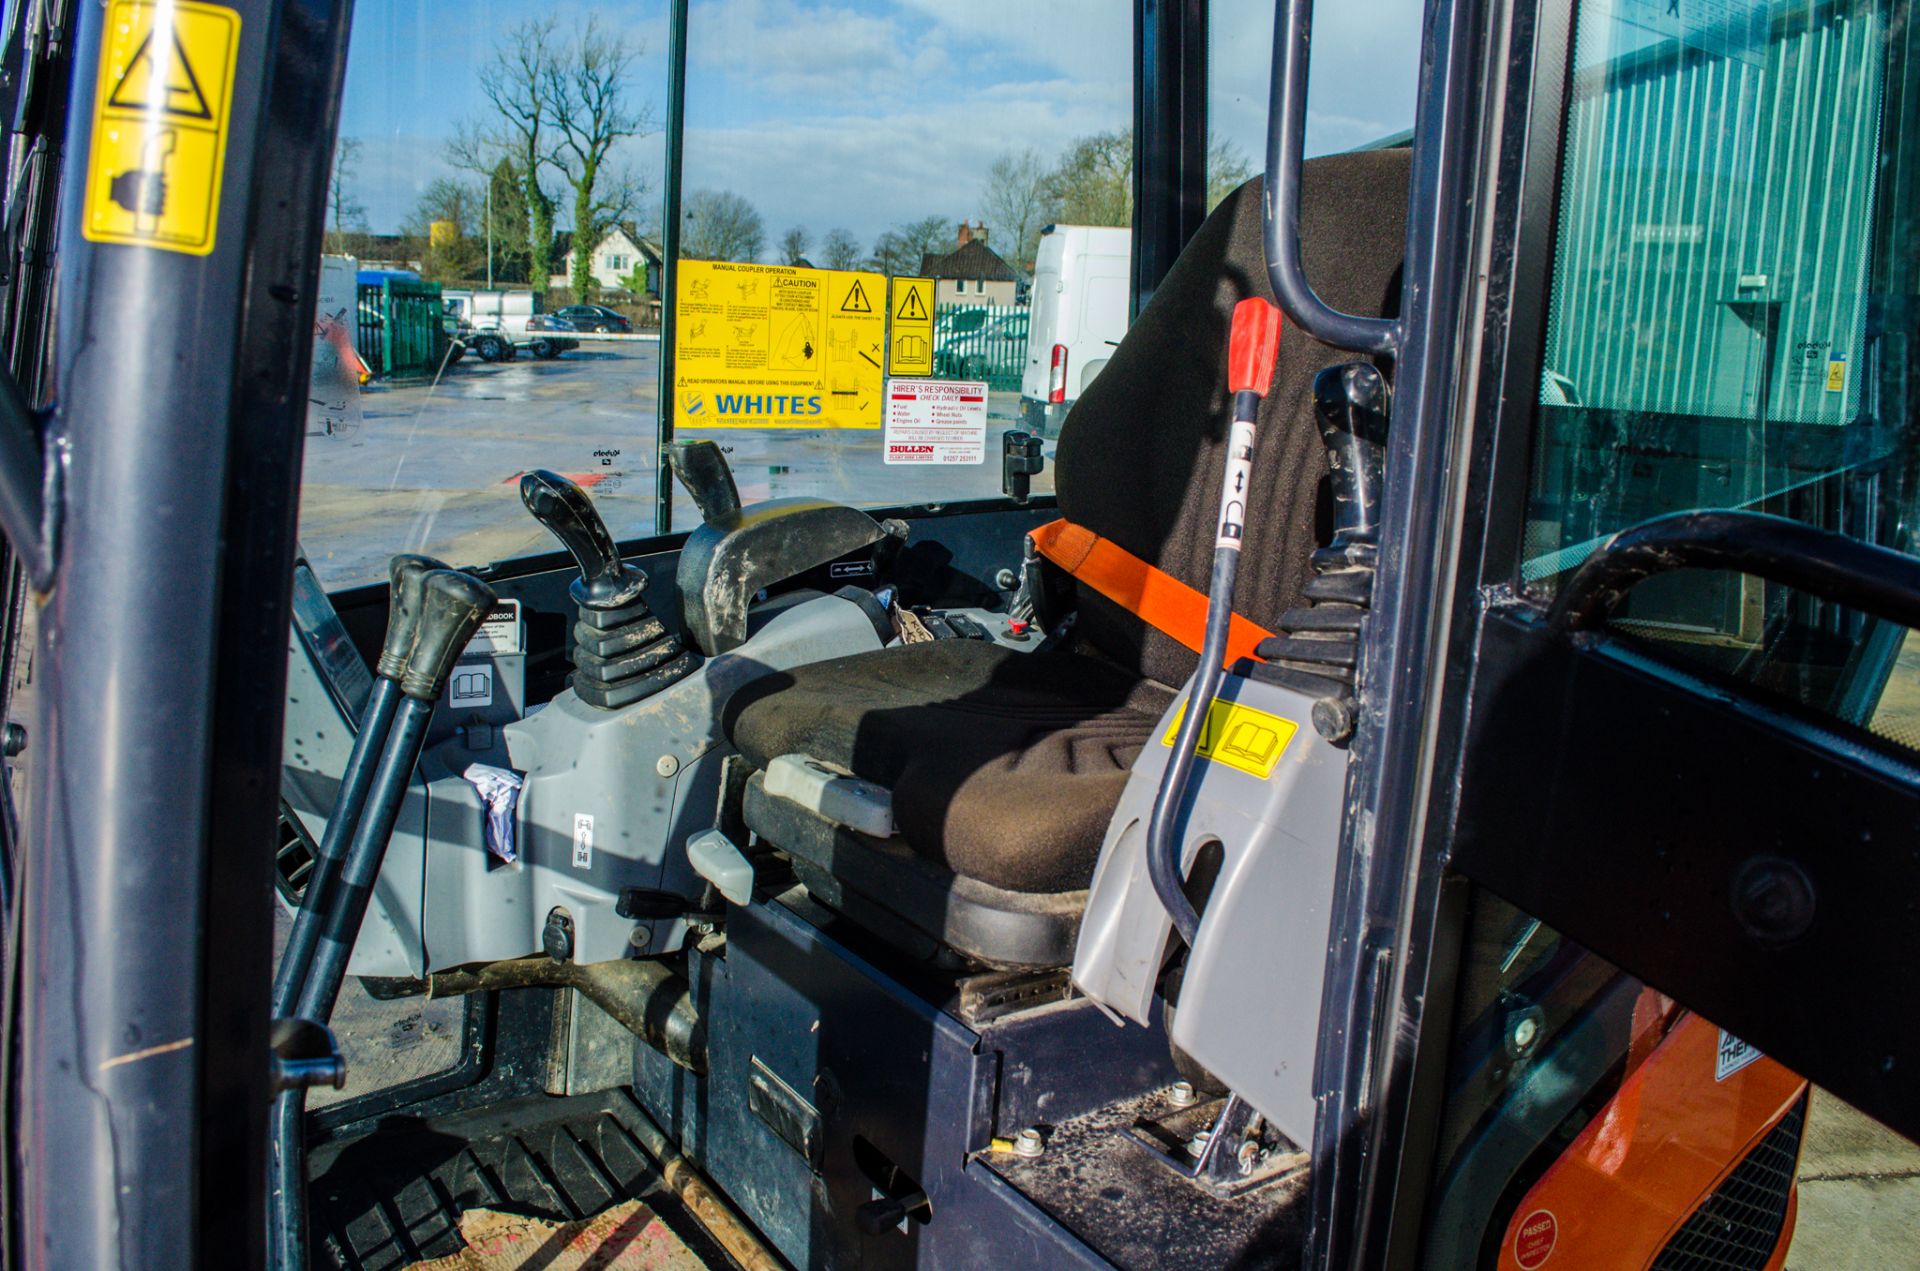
[1029,518,1272,666]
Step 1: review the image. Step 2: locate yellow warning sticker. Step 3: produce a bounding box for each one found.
[1826,355,1848,393]
[82,1,241,255]
[674,260,887,429]
[1162,697,1299,780]
[888,277,935,376]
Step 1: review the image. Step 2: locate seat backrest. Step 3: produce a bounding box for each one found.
[1054,148,1411,687]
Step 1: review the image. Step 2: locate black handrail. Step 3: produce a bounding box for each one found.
[1547,510,1920,634]
[1263,0,1402,355]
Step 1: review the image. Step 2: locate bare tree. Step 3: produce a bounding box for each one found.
[326,136,367,252]
[981,148,1051,274]
[1207,136,1255,210]
[1045,130,1133,227]
[545,18,655,298]
[469,18,561,290]
[819,227,861,271]
[405,179,485,281]
[778,225,812,266]
[868,215,952,275]
[682,189,764,262]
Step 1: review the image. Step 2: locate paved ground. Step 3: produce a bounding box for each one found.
[298,341,1043,590]
[1788,1090,1920,1267]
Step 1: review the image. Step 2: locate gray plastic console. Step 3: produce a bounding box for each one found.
[1070,671,1348,1149]
[459,589,886,967]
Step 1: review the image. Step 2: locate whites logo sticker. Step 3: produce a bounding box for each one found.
[571,813,594,869]
[1715,1029,1763,1081]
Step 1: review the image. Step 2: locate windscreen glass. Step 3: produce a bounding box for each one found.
[297,1,1137,589]
[1208,0,1423,194]
[1522,0,1920,756]
[664,1,1133,525]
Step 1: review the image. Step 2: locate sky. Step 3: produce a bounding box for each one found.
[337,0,1424,249]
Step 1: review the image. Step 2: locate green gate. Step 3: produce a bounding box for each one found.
[931,303,1028,391]
[356,278,450,379]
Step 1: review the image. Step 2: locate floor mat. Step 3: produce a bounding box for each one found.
[308,1088,737,1271]
[404,1200,705,1270]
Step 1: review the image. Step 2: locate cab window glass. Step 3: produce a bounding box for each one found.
[1207,0,1424,200]
[1523,0,1920,754]
[665,1,1134,524]
[297,2,1140,590]
[298,3,671,589]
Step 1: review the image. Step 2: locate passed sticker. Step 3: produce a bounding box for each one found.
[1162,698,1299,780]
[82,1,242,255]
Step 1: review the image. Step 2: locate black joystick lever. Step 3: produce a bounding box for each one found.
[518,468,699,709]
[665,440,743,528]
[520,468,648,610]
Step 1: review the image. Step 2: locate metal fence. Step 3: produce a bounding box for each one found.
[932,303,1028,392]
[1543,2,1885,426]
[356,278,451,379]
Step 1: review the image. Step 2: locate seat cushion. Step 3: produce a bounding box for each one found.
[726,640,1173,893]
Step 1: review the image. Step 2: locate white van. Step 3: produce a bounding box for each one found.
[441,288,580,362]
[1020,225,1132,435]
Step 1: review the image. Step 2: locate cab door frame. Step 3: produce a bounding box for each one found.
[1287,0,1920,1264]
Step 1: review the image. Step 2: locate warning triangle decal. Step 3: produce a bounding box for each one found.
[108,28,214,120]
[841,280,873,313]
[897,287,928,321]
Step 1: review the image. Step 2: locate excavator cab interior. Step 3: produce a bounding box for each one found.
[4,0,1920,1267]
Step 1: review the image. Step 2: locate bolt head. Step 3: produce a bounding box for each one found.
[656,754,680,778]
[1236,1140,1261,1176]
[1186,1128,1213,1159]
[1013,1128,1045,1158]
[1513,1016,1539,1050]
[1168,1080,1198,1108]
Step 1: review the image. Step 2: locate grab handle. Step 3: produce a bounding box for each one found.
[1263,0,1402,356]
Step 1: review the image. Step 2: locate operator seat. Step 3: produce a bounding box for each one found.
[726,149,1411,967]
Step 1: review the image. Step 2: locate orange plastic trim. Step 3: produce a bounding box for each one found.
[1029,519,1273,667]
[1495,1011,1809,1271]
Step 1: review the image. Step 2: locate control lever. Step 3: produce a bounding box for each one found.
[666,439,743,527]
[1002,430,1044,503]
[1148,298,1284,948]
[519,468,698,708]
[271,553,443,1020]
[519,468,646,610]
[271,567,496,1271]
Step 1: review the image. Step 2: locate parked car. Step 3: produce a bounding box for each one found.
[555,303,634,334]
[523,313,581,359]
[934,311,1029,382]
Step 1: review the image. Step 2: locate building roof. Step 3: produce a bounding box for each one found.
[551,224,662,263]
[919,238,1018,283]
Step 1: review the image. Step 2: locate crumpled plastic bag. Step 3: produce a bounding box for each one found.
[462,763,523,864]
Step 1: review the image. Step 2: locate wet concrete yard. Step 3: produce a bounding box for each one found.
[298,340,1041,590]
